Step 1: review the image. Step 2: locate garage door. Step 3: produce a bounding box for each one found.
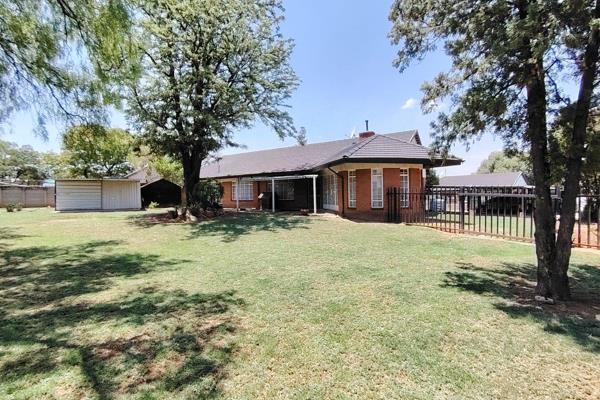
[101,180,141,210]
[56,180,102,211]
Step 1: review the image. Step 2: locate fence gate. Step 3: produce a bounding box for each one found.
[386,186,600,250]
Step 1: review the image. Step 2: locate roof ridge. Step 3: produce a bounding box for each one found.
[380,134,430,150]
[208,136,358,161]
[342,134,379,158]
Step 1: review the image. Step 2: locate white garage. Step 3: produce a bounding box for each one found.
[55,179,141,211]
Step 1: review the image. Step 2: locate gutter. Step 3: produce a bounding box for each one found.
[327,166,345,217]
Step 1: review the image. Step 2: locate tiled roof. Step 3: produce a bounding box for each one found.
[439,172,527,187]
[200,130,461,179]
[384,130,421,144]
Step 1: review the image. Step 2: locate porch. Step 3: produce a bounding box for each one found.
[224,175,322,213]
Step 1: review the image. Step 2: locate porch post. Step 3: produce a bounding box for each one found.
[236,177,240,211]
[271,178,275,212]
[312,175,317,214]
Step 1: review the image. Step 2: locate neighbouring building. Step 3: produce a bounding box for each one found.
[200,130,462,221]
[126,167,182,207]
[439,171,529,187]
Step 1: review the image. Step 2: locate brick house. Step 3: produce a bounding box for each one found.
[200,130,462,221]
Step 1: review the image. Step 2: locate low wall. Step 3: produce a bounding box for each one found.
[0,186,55,207]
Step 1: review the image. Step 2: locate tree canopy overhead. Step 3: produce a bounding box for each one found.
[126,0,297,203]
[390,0,600,300]
[0,0,134,133]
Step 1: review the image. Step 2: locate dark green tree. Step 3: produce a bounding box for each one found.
[390,0,600,300]
[126,0,297,205]
[425,169,439,187]
[549,105,600,195]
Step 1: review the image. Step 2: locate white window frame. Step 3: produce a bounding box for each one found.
[348,170,356,208]
[232,181,253,201]
[322,173,338,210]
[371,168,383,209]
[400,168,410,208]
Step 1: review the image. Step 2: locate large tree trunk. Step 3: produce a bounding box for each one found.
[526,59,557,298]
[552,0,600,300]
[180,149,202,207]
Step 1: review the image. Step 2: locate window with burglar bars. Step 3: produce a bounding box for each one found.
[348,171,356,208]
[323,174,338,208]
[371,168,383,208]
[232,181,253,201]
[400,168,410,207]
[267,181,294,200]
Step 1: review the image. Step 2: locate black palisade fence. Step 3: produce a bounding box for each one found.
[386,186,600,250]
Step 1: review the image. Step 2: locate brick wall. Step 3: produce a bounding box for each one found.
[220,181,260,209]
[342,167,423,222]
[216,166,424,221]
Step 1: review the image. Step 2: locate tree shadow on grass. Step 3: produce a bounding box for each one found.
[129,211,312,243]
[0,238,243,399]
[0,227,28,252]
[442,261,600,353]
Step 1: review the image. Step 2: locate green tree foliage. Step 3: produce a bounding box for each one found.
[477,151,531,182]
[129,145,183,186]
[0,140,48,183]
[62,124,133,177]
[126,0,298,204]
[151,155,183,187]
[192,179,223,210]
[0,0,134,133]
[390,0,600,300]
[549,106,600,195]
[41,152,72,179]
[295,127,308,146]
[425,169,439,187]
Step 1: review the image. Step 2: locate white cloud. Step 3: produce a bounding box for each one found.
[401,98,418,110]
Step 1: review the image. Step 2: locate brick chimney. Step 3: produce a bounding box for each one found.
[358,131,375,140]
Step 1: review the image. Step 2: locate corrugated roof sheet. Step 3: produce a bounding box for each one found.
[200,130,461,179]
[439,172,526,187]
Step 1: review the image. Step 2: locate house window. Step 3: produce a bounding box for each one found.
[267,181,294,200]
[232,181,253,201]
[400,168,410,208]
[371,168,383,208]
[322,174,337,209]
[348,171,356,208]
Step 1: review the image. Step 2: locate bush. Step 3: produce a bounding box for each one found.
[147,201,159,209]
[192,180,223,211]
[15,203,23,211]
[6,204,15,212]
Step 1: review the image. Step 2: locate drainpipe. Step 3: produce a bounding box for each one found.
[327,166,345,217]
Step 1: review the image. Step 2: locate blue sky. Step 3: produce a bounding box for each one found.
[2,0,506,176]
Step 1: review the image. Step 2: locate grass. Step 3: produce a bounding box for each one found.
[1,208,600,399]
[424,213,536,238]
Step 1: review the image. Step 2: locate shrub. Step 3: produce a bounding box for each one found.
[15,203,23,211]
[147,201,159,209]
[6,204,15,212]
[192,180,223,211]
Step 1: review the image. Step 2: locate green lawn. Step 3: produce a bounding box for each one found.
[1,209,600,399]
